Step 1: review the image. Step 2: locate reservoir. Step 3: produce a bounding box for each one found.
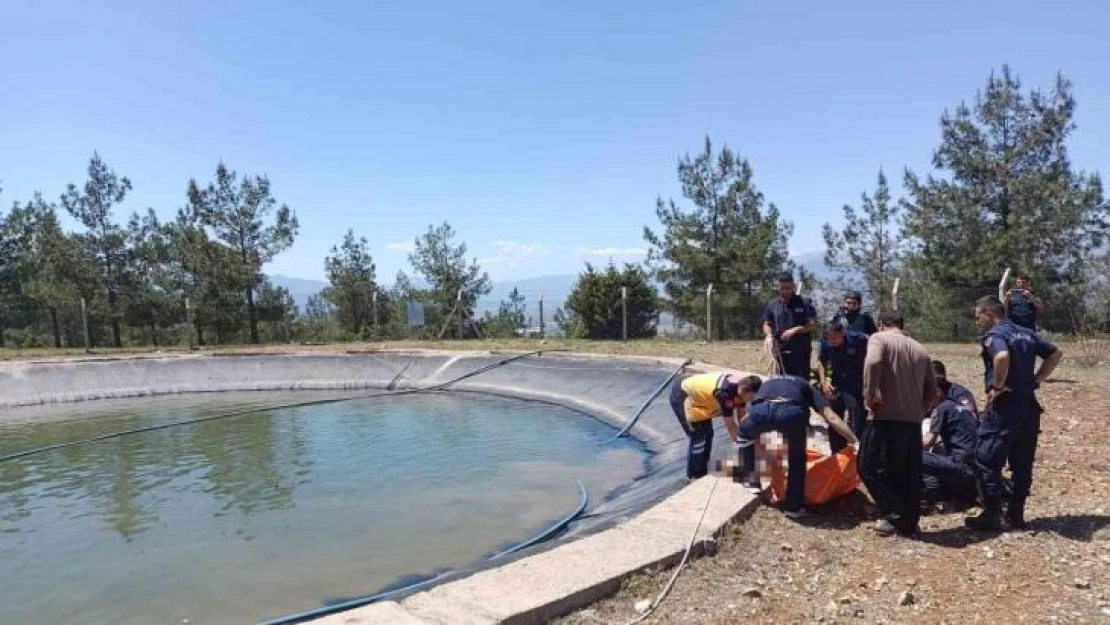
[0,391,645,624]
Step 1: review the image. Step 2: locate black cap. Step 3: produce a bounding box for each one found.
[931,360,947,379]
[844,290,863,303]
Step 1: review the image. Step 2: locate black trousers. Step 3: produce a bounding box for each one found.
[778,345,811,379]
[975,393,1042,511]
[670,380,714,479]
[859,420,922,533]
[828,390,865,454]
[922,452,977,503]
[739,401,809,512]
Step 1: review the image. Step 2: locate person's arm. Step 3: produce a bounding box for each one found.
[1027,290,1045,312]
[923,405,944,449]
[922,364,938,412]
[863,335,883,409]
[989,349,1011,404]
[761,304,776,339]
[1034,344,1061,384]
[723,415,740,443]
[815,358,835,398]
[821,406,859,447]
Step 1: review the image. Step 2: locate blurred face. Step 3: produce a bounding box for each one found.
[1016,277,1031,290]
[975,305,998,334]
[738,388,756,405]
[826,329,846,347]
[777,280,795,299]
[843,298,861,312]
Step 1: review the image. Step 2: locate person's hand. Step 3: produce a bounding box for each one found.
[780,327,797,341]
[866,394,883,410]
[1022,289,1033,298]
[821,381,836,400]
[987,386,1010,404]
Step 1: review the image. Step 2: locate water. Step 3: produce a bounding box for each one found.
[0,392,645,625]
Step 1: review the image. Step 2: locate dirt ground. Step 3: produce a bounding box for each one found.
[550,340,1110,625]
[3,338,1108,623]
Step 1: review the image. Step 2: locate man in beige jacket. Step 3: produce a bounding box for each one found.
[860,310,937,537]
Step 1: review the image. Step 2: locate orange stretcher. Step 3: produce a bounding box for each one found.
[768,447,862,507]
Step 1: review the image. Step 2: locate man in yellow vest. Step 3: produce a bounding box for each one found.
[669,372,763,479]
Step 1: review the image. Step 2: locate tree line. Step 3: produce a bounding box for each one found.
[1,66,1107,349]
[641,66,1108,341]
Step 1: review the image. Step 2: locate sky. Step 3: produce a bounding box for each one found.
[2,0,1108,283]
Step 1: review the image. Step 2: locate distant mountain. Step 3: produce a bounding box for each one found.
[268,275,327,310]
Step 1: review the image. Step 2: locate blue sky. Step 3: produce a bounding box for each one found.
[2,0,1107,283]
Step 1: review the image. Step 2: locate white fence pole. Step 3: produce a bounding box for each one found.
[706,284,714,342]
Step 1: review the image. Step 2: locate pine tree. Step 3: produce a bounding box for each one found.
[408,222,491,337]
[644,137,793,339]
[323,229,385,336]
[901,67,1108,336]
[822,170,901,311]
[565,263,658,340]
[188,163,299,344]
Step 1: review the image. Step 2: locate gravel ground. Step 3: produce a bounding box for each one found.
[557,344,1110,625]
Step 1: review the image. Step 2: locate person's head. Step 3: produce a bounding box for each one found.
[736,374,763,404]
[1015,273,1032,290]
[932,359,951,395]
[843,291,863,312]
[878,309,904,331]
[974,295,1005,334]
[824,319,847,347]
[776,273,795,299]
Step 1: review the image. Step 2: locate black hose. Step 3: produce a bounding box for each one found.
[0,350,554,464]
[602,359,691,444]
[256,480,590,625]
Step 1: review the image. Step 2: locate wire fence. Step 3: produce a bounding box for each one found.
[0,268,1105,351]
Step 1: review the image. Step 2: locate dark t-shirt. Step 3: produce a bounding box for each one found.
[981,320,1057,394]
[754,375,826,412]
[818,330,868,396]
[1007,290,1038,330]
[763,295,813,352]
[839,310,877,335]
[948,382,978,414]
[929,399,978,458]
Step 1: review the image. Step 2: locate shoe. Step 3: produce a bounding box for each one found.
[965,511,1002,531]
[872,519,897,536]
[741,479,763,495]
[783,508,810,520]
[1005,498,1028,530]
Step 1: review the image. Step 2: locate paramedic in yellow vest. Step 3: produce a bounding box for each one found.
[669,372,763,479]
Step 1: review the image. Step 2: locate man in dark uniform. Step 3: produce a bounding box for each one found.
[762,273,815,378]
[966,296,1062,531]
[921,385,979,508]
[816,320,869,452]
[932,360,979,416]
[1004,273,1045,331]
[736,374,858,519]
[833,290,877,335]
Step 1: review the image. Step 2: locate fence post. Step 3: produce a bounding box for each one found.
[538,293,545,339]
[457,289,465,338]
[998,267,1011,301]
[185,297,194,351]
[621,287,628,342]
[892,278,900,311]
[372,290,379,339]
[80,297,91,353]
[706,284,714,342]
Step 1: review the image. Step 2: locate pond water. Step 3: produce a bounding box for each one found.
[0,391,645,624]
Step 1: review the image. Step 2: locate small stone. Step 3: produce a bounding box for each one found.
[1075,579,1091,590]
[898,591,915,606]
[1101,607,1110,616]
[837,596,852,604]
[781,543,794,552]
[634,599,651,613]
[826,600,839,614]
[875,577,888,591]
[742,588,763,599]
[984,548,996,559]
[853,609,865,618]
[727,604,737,610]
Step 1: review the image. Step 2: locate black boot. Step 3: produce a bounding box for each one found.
[1006,497,1028,530]
[965,497,1003,531]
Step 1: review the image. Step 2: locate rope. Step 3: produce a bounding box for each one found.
[0,350,554,464]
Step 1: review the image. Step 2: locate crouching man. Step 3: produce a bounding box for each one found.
[735,375,858,519]
[670,373,763,480]
[922,380,979,510]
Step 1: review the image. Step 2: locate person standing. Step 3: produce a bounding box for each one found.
[736,374,858,519]
[834,290,878,335]
[1004,273,1045,331]
[859,310,937,537]
[816,320,869,452]
[966,296,1062,531]
[669,372,762,480]
[762,273,815,378]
